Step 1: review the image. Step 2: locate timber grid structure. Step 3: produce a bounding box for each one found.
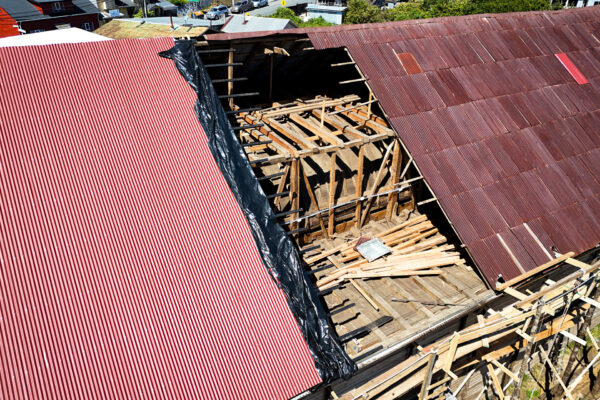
[2,5,600,400]
[195,6,600,400]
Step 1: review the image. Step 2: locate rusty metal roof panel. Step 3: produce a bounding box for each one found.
[440,196,480,245]
[267,7,600,287]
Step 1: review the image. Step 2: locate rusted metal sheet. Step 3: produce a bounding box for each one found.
[207,7,600,286]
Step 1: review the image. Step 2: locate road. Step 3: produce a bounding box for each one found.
[247,0,315,16]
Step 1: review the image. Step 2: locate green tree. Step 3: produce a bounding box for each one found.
[170,0,188,5]
[422,0,470,16]
[345,0,385,24]
[468,0,551,13]
[268,8,333,27]
[383,2,430,21]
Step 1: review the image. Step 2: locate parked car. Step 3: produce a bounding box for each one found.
[252,0,268,7]
[231,0,253,13]
[205,5,229,19]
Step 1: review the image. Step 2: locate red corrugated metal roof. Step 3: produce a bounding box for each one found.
[208,7,600,286]
[0,38,321,398]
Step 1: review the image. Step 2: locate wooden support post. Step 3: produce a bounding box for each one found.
[386,141,402,220]
[514,300,544,396]
[328,152,337,236]
[320,99,326,128]
[290,160,300,233]
[562,285,598,382]
[355,145,364,229]
[540,347,575,400]
[367,90,373,120]
[487,364,505,400]
[300,160,329,239]
[477,315,490,348]
[269,53,274,100]
[419,352,437,400]
[360,141,394,227]
[445,333,461,374]
[274,164,290,208]
[490,359,519,382]
[455,369,475,396]
[227,47,234,109]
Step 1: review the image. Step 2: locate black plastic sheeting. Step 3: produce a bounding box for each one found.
[159,41,356,383]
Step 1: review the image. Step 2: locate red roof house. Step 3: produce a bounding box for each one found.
[208,7,600,286]
[0,38,321,398]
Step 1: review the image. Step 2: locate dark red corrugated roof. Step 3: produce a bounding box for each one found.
[208,7,600,285]
[0,38,320,398]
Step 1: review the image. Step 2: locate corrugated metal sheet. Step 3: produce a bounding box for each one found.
[276,6,600,286]
[0,38,321,399]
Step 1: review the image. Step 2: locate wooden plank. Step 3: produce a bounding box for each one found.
[477,315,489,348]
[386,141,402,220]
[288,113,344,146]
[503,287,528,301]
[274,164,290,208]
[262,95,360,118]
[490,359,519,382]
[495,252,575,290]
[328,152,337,237]
[539,347,575,400]
[566,257,592,270]
[333,105,395,136]
[300,160,328,239]
[262,116,317,150]
[329,256,380,311]
[227,47,234,109]
[580,296,600,309]
[560,330,586,346]
[355,145,364,229]
[289,160,300,232]
[445,333,460,373]
[454,369,475,396]
[311,109,369,142]
[487,364,505,400]
[360,141,395,227]
[587,327,599,350]
[239,112,299,156]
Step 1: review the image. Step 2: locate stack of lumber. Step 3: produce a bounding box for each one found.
[309,215,464,291]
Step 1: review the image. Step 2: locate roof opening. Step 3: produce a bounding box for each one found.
[196,37,490,364]
[555,53,589,85]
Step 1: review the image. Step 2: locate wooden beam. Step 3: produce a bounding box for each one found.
[227,47,234,109]
[419,352,437,400]
[539,347,575,400]
[355,145,364,229]
[503,287,528,301]
[333,105,394,136]
[487,364,505,400]
[445,333,461,373]
[262,116,317,150]
[329,256,380,311]
[386,141,402,220]
[559,330,586,346]
[587,327,599,350]
[274,164,290,208]
[288,113,344,146]
[239,112,299,157]
[262,95,360,118]
[454,369,475,396]
[360,141,395,227]
[311,109,369,143]
[328,152,337,237]
[289,160,300,232]
[495,252,575,291]
[477,315,489,348]
[300,160,328,239]
[490,359,519,382]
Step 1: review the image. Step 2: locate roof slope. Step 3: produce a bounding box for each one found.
[208,7,600,285]
[0,38,320,399]
[307,8,600,284]
[95,19,208,38]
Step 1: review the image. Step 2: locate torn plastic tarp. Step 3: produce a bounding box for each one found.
[159,41,356,383]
